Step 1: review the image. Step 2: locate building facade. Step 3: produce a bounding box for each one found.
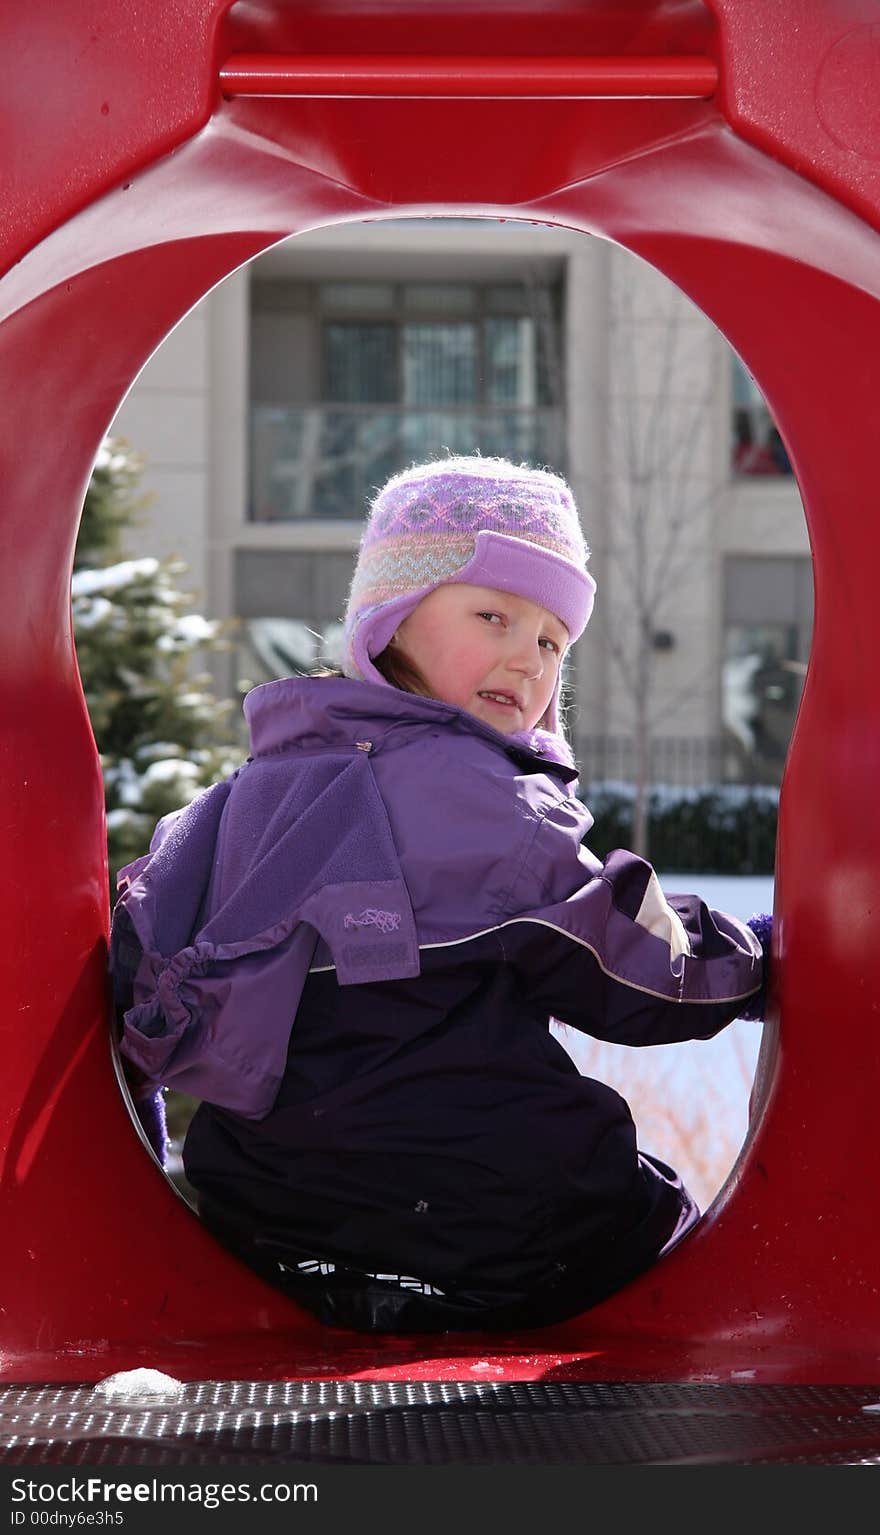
[109,218,811,786]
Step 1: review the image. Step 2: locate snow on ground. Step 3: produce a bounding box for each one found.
[661,872,773,923]
[552,872,774,1213]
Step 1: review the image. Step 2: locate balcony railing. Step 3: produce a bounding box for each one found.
[249,403,566,521]
[578,732,788,788]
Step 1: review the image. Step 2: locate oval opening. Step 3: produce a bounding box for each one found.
[89,216,803,1259]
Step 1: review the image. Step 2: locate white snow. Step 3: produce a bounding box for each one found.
[137,741,184,763]
[658,872,773,922]
[105,808,144,832]
[553,871,774,1212]
[104,758,143,808]
[170,613,216,644]
[588,781,778,811]
[71,594,114,628]
[93,1368,184,1403]
[93,440,136,477]
[156,614,218,651]
[71,559,159,597]
[142,758,200,786]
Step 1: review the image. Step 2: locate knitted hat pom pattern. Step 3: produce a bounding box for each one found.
[346,455,591,620]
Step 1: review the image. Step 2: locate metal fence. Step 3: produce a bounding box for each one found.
[576,734,754,790]
[574,736,779,870]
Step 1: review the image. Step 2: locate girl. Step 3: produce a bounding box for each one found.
[110,454,771,1334]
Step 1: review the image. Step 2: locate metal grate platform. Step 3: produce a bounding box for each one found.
[4,1381,880,1466]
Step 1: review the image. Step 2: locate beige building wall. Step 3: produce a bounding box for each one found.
[110,298,212,609]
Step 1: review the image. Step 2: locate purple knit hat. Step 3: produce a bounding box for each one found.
[341,454,596,739]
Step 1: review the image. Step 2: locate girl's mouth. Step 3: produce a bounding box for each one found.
[477,690,522,711]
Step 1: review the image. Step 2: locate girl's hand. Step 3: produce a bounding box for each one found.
[122,1060,169,1165]
[740,913,773,1022]
[131,1085,168,1165]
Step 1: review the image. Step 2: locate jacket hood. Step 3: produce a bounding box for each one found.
[243,676,579,781]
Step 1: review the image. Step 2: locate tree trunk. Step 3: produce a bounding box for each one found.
[630,617,652,858]
[631,728,650,858]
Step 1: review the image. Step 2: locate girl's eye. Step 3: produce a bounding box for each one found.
[540,637,560,654]
[477,611,503,625]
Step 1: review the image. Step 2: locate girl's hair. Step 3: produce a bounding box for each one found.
[311,642,566,737]
[372,644,433,698]
[309,644,430,695]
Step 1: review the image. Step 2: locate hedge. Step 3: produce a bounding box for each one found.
[581,781,778,874]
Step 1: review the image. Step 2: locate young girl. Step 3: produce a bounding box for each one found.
[110,454,771,1334]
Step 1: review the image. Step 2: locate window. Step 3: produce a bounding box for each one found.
[322,307,557,410]
[399,322,478,405]
[722,556,812,782]
[325,323,397,402]
[249,278,565,520]
[239,616,344,686]
[731,355,793,478]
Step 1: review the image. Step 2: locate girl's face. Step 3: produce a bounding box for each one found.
[391,583,568,733]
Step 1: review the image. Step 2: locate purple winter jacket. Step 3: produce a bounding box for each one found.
[110,676,764,1303]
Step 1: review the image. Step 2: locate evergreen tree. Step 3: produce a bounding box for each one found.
[73,437,239,893]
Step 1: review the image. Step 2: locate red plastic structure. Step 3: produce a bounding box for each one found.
[3,0,880,1387]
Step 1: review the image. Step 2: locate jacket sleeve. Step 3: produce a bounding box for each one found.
[498,811,765,1045]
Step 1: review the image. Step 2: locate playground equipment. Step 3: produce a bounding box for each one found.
[4,1,880,1402]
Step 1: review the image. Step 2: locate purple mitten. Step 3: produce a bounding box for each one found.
[119,1051,168,1165]
[131,1084,169,1165]
[740,912,773,1022]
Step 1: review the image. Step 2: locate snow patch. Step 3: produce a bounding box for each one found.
[93,1368,184,1403]
[71,559,159,597]
[143,759,200,786]
[71,595,114,628]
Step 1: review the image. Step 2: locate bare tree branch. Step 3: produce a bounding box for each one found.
[646,650,720,734]
[599,265,729,852]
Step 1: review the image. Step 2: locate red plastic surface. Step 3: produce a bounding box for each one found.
[3,0,880,1385]
[218,53,719,97]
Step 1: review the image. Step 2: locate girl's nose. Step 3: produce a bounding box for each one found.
[508,640,544,680]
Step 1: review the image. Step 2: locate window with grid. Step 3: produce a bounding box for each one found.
[249,278,565,520]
